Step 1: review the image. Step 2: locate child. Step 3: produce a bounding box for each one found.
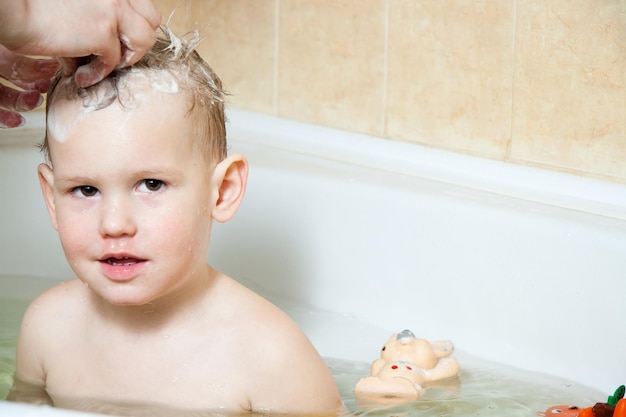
[9,28,342,415]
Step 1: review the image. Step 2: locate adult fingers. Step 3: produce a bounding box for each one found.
[74,54,113,88]
[7,78,53,94]
[74,0,160,88]
[9,56,59,84]
[61,0,160,88]
[0,82,44,129]
[116,0,161,68]
[0,83,44,112]
[0,108,25,129]
[0,45,59,84]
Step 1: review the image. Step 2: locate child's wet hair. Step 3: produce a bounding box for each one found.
[42,26,227,164]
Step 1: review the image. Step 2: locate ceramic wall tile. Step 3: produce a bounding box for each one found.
[277,0,387,136]
[511,0,626,180]
[386,0,515,159]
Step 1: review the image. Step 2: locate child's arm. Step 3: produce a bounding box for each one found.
[6,375,52,405]
[246,317,343,414]
[7,294,53,405]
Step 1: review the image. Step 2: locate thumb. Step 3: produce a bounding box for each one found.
[74,55,114,88]
[75,37,121,87]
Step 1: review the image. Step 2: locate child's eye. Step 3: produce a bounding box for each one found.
[71,185,99,197]
[138,179,165,192]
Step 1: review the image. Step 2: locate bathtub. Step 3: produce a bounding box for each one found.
[1,109,625,416]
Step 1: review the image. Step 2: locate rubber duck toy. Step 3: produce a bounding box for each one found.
[538,385,626,417]
[354,329,460,404]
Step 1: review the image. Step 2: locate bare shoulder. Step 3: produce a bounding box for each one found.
[21,279,87,328]
[215,276,342,413]
[15,279,87,381]
[216,276,314,351]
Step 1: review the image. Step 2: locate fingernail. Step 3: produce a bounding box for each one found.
[0,113,25,128]
[117,49,136,69]
[118,34,134,68]
[16,91,44,111]
[75,63,105,88]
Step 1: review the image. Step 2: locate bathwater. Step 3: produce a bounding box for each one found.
[0,278,603,417]
[0,296,27,399]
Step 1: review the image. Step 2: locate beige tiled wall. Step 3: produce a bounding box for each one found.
[155,0,626,182]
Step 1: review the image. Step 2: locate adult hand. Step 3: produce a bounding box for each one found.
[0,45,58,128]
[0,0,161,88]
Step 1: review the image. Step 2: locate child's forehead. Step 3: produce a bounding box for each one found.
[45,99,202,171]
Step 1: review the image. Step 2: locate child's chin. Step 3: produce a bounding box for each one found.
[97,289,157,308]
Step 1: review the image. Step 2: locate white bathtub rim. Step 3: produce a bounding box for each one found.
[0,402,105,417]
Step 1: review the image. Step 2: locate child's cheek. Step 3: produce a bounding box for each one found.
[157,207,211,258]
[56,220,92,267]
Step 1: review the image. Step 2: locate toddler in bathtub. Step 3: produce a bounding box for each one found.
[8,27,341,415]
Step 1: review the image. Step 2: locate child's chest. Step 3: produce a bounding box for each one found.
[44,330,254,411]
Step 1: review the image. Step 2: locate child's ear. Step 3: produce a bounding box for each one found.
[211,153,248,223]
[38,163,59,230]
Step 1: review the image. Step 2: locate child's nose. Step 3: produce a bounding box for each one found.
[99,196,137,238]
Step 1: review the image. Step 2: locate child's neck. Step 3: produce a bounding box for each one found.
[90,264,220,334]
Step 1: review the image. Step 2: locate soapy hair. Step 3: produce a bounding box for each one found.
[41,26,227,164]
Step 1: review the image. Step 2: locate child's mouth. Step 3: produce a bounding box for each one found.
[104,257,143,266]
[99,255,147,281]
[101,256,144,266]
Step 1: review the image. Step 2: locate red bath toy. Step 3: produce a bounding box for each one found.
[538,385,626,417]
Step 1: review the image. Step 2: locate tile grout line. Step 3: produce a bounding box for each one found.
[273,0,280,116]
[381,0,390,138]
[505,0,518,162]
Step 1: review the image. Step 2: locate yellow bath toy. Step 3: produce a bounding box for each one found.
[354,329,460,404]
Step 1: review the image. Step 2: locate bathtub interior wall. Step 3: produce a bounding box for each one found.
[1,110,625,397]
[0,123,73,279]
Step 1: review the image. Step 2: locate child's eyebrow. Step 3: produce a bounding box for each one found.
[54,175,99,187]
